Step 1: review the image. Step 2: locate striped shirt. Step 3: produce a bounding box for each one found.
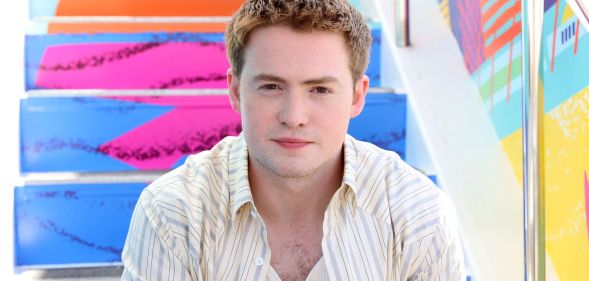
[121,134,465,280]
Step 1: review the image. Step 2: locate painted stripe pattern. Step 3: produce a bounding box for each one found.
[121,134,465,280]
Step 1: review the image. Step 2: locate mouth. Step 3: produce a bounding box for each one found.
[272,138,312,149]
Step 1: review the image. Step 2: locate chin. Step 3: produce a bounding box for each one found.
[258,157,320,179]
[275,169,315,179]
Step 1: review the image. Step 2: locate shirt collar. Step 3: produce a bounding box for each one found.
[341,134,360,214]
[227,134,254,220]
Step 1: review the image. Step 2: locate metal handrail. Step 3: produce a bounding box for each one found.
[394,0,410,47]
[522,0,545,280]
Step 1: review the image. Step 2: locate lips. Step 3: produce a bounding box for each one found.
[273,137,312,149]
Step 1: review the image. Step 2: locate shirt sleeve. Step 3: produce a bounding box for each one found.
[412,230,465,280]
[411,195,466,281]
[121,190,199,281]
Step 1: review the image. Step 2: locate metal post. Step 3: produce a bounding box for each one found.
[521,0,545,280]
[394,0,410,47]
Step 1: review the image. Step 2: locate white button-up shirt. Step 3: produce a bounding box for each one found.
[121,134,465,280]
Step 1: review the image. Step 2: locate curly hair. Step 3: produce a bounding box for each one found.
[225,0,372,82]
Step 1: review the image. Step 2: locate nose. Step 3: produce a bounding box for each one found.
[278,92,309,128]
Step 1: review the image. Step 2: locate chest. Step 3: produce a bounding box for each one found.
[268,224,323,281]
[202,207,393,280]
[268,234,323,281]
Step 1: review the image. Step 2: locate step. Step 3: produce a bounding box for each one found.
[29,0,245,18]
[14,183,145,268]
[25,29,382,90]
[20,91,405,173]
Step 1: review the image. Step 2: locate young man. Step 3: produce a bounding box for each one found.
[121,0,465,280]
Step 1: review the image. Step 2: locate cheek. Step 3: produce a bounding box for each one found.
[241,99,274,128]
[314,108,351,136]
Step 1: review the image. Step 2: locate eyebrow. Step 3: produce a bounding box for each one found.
[251,73,340,85]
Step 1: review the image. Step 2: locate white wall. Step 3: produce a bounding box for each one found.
[374,0,524,280]
[0,1,27,278]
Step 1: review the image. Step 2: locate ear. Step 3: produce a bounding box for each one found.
[350,75,369,118]
[227,68,241,113]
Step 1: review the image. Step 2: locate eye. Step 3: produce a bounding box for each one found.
[311,87,331,95]
[260,84,279,90]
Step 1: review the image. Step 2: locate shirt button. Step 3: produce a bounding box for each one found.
[255,257,264,266]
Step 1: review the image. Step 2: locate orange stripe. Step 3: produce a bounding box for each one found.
[483,3,521,39]
[484,22,521,57]
[482,0,507,23]
[55,0,244,16]
[574,19,580,54]
[551,0,560,72]
[481,0,491,8]
[47,22,229,34]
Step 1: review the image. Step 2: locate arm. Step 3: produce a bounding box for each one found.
[407,195,466,281]
[411,227,465,280]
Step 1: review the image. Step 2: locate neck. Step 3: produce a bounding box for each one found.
[248,151,344,224]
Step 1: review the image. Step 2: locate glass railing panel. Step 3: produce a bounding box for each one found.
[536,0,589,280]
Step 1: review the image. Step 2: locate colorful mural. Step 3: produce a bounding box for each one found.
[541,2,589,278]
[442,0,589,279]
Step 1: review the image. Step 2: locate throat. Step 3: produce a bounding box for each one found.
[248,149,344,221]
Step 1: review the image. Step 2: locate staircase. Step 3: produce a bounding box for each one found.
[16,0,418,277]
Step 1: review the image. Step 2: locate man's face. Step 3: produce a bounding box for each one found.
[228,25,368,179]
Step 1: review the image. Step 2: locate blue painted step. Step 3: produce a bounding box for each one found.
[14,183,145,268]
[21,92,405,173]
[25,29,380,90]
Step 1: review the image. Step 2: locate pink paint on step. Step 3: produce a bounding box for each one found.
[35,42,229,89]
[98,96,241,170]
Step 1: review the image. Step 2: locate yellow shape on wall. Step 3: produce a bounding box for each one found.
[544,86,589,280]
[561,3,576,24]
[500,87,589,280]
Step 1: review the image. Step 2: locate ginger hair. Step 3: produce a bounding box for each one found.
[225,0,372,82]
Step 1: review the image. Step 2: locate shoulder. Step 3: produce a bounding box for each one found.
[146,135,239,194]
[347,137,453,242]
[338,137,466,277]
[381,155,452,244]
[137,136,241,236]
[346,137,436,203]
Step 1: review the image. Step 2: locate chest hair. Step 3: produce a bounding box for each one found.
[270,240,323,281]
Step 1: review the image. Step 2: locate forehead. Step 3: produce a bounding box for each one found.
[241,25,352,81]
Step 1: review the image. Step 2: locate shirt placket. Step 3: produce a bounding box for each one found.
[321,188,346,281]
[249,205,273,280]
